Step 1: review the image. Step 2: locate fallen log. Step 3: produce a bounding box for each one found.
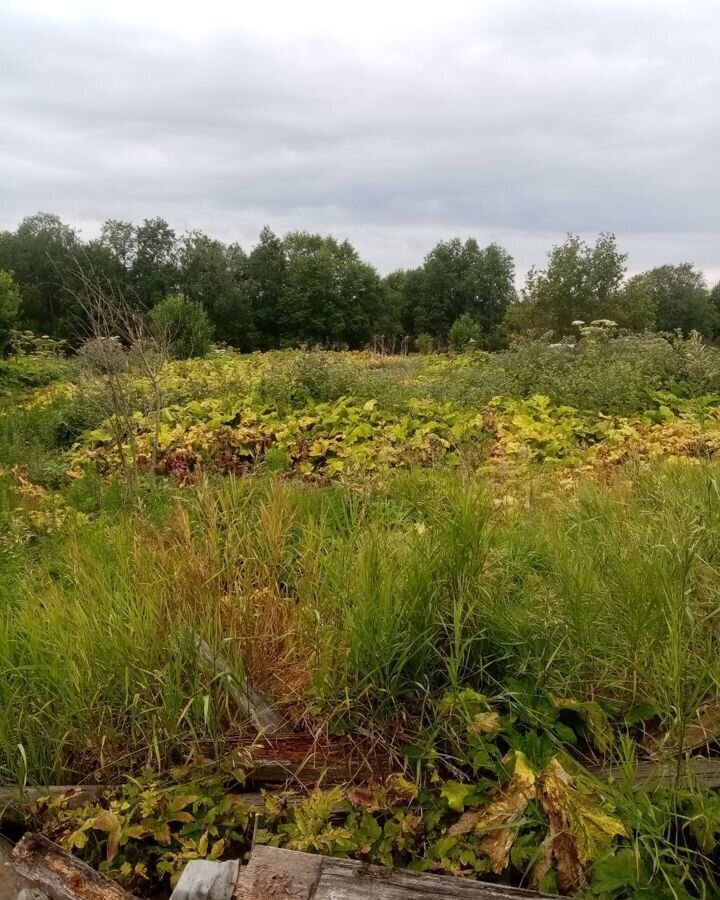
[234,845,559,899]
[11,833,133,900]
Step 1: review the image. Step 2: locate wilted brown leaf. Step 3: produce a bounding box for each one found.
[535,758,627,894]
[346,787,376,809]
[448,810,483,837]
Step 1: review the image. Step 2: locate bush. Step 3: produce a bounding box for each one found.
[448,313,482,351]
[418,332,720,414]
[255,351,358,410]
[150,294,213,359]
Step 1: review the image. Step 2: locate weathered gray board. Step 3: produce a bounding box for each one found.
[170,859,240,900]
[234,845,559,900]
[11,833,134,900]
[195,634,285,735]
[1,836,45,900]
[590,756,720,790]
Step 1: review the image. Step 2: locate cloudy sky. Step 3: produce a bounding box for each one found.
[2,0,719,281]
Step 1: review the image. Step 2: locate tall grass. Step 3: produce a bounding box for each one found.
[2,462,719,784]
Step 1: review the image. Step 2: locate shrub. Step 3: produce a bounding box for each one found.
[150,294,213,359]
[448,313,482,351]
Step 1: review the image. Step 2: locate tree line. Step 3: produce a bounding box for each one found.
[0,212,719,356]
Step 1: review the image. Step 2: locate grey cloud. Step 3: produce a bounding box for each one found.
[1,2,718,280]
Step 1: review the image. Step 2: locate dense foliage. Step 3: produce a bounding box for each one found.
[0,214,718,352]
[150,294,213,359]
[4,340,720,897]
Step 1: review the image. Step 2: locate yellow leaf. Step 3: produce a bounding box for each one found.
[153,822,172,845]
[65,829,88,851]
[452,751,536,873]
[469,711,502,736]
[209,838,225,861]
[92,809,120,833]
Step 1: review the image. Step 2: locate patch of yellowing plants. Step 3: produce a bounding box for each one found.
[66,391,720,483]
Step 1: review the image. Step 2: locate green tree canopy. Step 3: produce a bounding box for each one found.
[629,264,716,337]
[0,213,81,337]
[411,238,515,342]
[178,232,255,350]
[131,218,179,309]
[280,232,383,347]
[711,281,720,337]
[246,227,287,349]
[448,312,482,350]
[0,270,21,353]
[521,233,626,337]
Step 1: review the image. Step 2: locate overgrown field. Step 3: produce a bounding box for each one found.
[3,333,720,897]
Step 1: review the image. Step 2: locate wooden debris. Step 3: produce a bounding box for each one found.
[195,633,285,735]
[1,836,47,900]
[11,833,134,900]
[592,755,720,790]
[644,702,720,758]
[171,859,240,900]
[242,733,388,785]
[234,845,559,899]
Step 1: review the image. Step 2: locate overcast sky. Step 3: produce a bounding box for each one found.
[1,0,719,282]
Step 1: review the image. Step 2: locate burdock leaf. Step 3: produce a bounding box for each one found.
[535,757,627,894]
[441,781,474,813]
[455,751,537,874]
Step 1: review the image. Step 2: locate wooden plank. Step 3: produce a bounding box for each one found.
[5,752,720,827]
[592,756,720,790]
[239,734,389,786]
[11,833,133,900]
[234,845,559,900]
[195,634,285,735]
[1,836,47,900]
[171,859,240,900]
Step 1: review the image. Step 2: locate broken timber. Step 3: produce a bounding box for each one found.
[590,756,720,790]
[11,833,134,900]
[239,733,388,785]
[234,845,559,899]
[195,634,285,735]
